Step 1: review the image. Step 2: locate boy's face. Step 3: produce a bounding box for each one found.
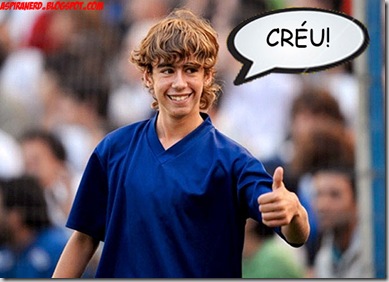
[144,58,211,119]
[312,171,357,232]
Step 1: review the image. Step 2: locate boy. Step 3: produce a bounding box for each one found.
[52,9,309,278]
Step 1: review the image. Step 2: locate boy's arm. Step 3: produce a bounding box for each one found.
[52,231,100,278]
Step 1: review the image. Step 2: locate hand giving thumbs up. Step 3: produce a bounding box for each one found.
[257,166,299,228]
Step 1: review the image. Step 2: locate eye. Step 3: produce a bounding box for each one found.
[329,190,341,199]
[161,68,174,74]
[185,65,200,74]
[186,68,197,74]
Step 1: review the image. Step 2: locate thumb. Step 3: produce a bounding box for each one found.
[272,166,284,190]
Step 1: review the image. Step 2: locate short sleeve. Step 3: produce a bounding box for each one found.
[66,151,108,241]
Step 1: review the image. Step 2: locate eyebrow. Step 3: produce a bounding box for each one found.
[155,61,202,69]
[156,63,173,69]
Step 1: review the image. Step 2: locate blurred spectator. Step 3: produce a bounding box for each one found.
[0,19,11,68]
[1,2,45,49]
[214,73,302,162]
[211,1,303,162]
[19,129,80,228]
[39,28,116,172]
[0,48,45,137]
[178,0,281,33]
[0,129,23,179]
[312,164,374,277]
[0,175,69,278]
[284,0,351,14]
[124,0,174,26]
[179,0,237,31]
[262,86,352,272]
[282,87,352,209]
[0,6,46,137]
[26,8,121,54]
[283,0,358,130]
[265,86,349,189]
[26,10,79,55]
[108,20,155,128]
[229,0,268,27]
[242,218,306,278]
[292,120,354,272]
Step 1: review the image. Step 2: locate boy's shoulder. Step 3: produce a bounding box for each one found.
[96,118,152,153]
[107,118,151,140]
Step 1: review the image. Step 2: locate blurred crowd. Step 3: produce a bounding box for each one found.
[0,0,377,278]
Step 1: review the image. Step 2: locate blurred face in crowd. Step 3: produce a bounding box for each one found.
[291,111,338,143]
[312,171,357,232]
[21,138,60,189]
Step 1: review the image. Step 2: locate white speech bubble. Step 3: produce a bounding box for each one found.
[227,8,369,85]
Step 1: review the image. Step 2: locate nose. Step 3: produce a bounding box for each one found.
[314,193,331,214]
[172,70,187,89]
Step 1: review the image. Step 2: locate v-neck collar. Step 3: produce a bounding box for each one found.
[146,112,212,164]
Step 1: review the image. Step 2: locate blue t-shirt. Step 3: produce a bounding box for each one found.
[67,113,284,278]
[0,227,69,278]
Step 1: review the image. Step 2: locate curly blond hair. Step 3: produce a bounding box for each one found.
[130,8,221,111]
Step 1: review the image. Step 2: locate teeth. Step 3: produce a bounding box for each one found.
[169,95,190,101]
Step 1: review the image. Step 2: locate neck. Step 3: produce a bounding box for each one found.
[333,220,357,252]
[156,112,204,150]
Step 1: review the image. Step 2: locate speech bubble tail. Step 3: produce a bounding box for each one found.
[233,63,274,85]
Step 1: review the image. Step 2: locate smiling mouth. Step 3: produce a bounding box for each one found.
[167,93,192,102]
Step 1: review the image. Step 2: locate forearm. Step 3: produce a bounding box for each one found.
[52,231,100,278]
[281,203,310,245]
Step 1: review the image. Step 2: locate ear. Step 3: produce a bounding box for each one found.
[204,71,213,86]
[143,71,153,88]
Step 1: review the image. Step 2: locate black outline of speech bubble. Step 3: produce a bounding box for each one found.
[227,7,370,85]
